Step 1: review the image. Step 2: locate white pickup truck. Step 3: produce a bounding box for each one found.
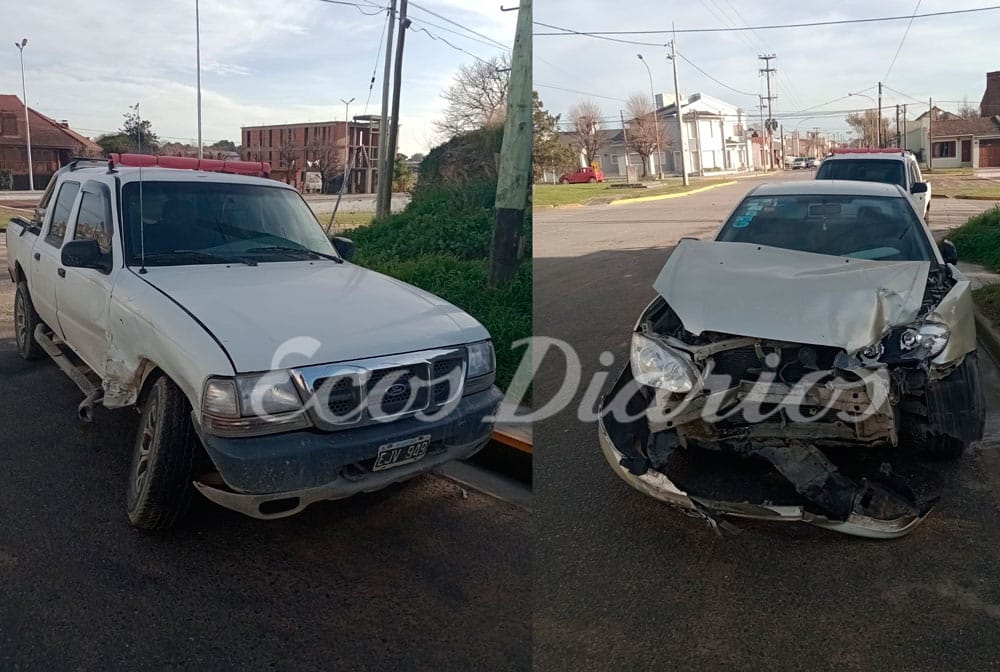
[6,155,502,530]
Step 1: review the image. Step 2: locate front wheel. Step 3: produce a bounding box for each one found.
[126,376,199,531]
[14,281,44,361]
[588,177,597,183]
[559,178,569,185]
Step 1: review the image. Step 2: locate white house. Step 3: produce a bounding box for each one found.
[658,93,754,175]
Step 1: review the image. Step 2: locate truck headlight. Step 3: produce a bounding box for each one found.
[466,340,496,379]
[631,333,698,393]
[202,372,310,437]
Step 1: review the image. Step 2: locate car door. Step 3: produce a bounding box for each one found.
[908,160,928,217]
[31,179,81,337]
[56,180,118,376]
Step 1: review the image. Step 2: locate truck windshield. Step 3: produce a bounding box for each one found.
[121,181,338,267]
[814,159,906,187]
[717,194,934,262]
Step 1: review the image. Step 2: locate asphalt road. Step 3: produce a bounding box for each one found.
[534,174,1000,671]
[0,241,529,671]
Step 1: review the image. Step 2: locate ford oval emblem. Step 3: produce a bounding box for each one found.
[386,383,409,396]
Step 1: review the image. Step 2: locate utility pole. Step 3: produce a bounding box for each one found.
[895,104,900,148]
[779,124,785,168]
[928,97,933,171]
[757,97,766,169]
[877,81,883,147]
[668,32,689,186]
[14,39,33,190]
[902,104,907,150]
[489,0,531,287]
[758,54,777,171]
[375,0,398,219]
[379,0,409,219]
[619,109,630,172]
[196,0,203,159]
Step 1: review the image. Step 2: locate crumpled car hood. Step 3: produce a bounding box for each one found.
[653,240,931,354]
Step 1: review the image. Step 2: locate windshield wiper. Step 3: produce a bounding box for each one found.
[143,250,258,267]
[245,246,343,263]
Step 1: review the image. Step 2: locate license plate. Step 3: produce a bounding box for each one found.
[372,434,431,472]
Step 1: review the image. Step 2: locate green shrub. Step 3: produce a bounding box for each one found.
[0,169,12,191]
[950,207,1000,271]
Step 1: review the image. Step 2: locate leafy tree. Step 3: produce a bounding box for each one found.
[437,54,511,138]
[532,92,575,182]
[121,103,159,153]
[209,139,237,152]
[95,132,132,155]
[568,99,603,167]
[393,153,416,192]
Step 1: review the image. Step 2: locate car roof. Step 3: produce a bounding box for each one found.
[823,152,911,163]
[61,166,294,189]
[750,180,906,198]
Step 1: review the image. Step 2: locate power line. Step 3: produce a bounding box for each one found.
[534,6,1000,35]
[408,23,497,65]
[534,82,628,103]
[883,0,921,83]
[676,52,756,97]
[408,0,511,50]
[363,7,391,114]
[315,0,388,15]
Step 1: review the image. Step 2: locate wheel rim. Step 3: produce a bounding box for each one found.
[14,291,26,350]
[133,389,159,495]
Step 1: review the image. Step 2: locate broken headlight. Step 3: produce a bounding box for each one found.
[900,323,950,358]
[630,333,699,392]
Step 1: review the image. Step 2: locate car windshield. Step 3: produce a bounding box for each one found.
[815,159,906,187]
[121,180,338,267]
[717,194,934,262]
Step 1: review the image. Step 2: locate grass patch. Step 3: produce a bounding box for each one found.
[0,206,29,233]
[973,284,1000,325]
[533,177,729,207]
[342,180,530,394]
[326,211,373,231]
[925,167,974,176]
[950,206,1000,271]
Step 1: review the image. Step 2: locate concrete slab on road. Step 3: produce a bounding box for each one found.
[534,175,1000,671]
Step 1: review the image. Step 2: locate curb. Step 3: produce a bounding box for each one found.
[955,195,1000,201]
[609,180,738,206]
[974,308,1000,365]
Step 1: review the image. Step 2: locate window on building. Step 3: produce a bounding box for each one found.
[73,188,113,256]
[304,127,309,146]
[932,141,956,158]
[269,129,273,147]
[45,181,80,248]
[0,112,17,136]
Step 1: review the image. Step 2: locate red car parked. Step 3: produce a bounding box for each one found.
[558,166,604,184]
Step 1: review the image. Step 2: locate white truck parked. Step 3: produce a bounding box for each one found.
[6,155,501,530]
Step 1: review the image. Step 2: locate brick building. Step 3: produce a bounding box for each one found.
[240,116,382,193]
[0,94,101,189]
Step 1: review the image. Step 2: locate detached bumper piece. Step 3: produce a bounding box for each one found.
[599,365,937,539]
[193,387,503,519]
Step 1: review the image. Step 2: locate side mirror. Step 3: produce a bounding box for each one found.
[331,236,355,262]
[34,206,46,224]
[911,182,929,194]
[62,239,111,273]
[939,239,959,265]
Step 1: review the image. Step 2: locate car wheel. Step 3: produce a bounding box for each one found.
[559,178,569,185]
[901,353,984,459]
[588,177,597,183]
[14,281,44,361]
[125,375,199,531]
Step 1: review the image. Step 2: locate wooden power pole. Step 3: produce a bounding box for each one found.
[489,0,531,287]
[375,0,398,220]
[379,0,409,219]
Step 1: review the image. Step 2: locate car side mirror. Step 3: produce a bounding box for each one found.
[62,239,111,273]
[331,236,355,262]
[911,182,928,194]
[939,239,959,265]
[34,206,46,224]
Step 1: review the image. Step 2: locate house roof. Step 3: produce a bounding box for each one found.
[913,106,957,122]
[0,94,101,153]
[558,128,626,145]
[658,92,741,118]
[931,116,1000,138]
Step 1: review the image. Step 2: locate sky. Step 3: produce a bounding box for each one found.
[1,0,516,155]
[534,0,1000,140]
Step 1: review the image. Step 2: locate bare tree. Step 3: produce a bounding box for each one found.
[957,95,981,119]
[845,109,893,148]
[306,138,344,193]
[623,93,666,178]
[436,54,511,138]
[568,99,604,167]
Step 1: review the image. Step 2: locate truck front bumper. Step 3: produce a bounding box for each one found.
[192,386,504,519]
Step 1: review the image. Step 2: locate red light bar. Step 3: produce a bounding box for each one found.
[108,153,271,177]
[831,148,904,155]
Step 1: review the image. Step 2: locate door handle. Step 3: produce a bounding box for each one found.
[33,252,40,261]
[57,268,66,278]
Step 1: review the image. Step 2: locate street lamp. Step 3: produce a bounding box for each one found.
[848,92,878,147]
[637,54,664,180]
[14,38,33,191]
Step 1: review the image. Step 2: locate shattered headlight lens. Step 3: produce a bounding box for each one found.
[630,333,698,393]
[899,323,950,358]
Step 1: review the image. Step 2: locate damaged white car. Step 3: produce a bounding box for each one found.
[599,180,986,539]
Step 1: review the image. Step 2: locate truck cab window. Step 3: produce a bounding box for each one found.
[74,190,113,255]
[45,181,80,248]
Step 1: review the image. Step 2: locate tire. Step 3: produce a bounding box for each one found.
[559,178,569,185]
[125,375,199,531]
[14,281,44,361]
[902,353,984,459]
[588,177,597,183]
